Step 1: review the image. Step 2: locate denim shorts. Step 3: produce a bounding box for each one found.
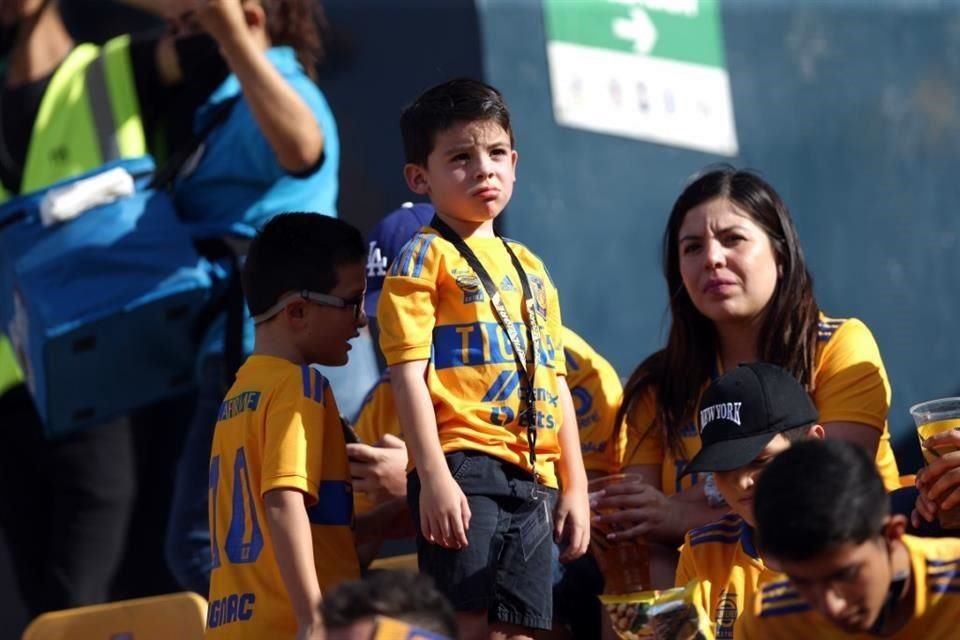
[407,450,558,630]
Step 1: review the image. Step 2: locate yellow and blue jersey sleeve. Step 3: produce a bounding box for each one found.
[207,356,360,639]
[813,316,900,491]
[377,228,567,486]
[562,327,625,475]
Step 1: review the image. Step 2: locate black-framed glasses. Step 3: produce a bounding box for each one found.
[252,289,365,325]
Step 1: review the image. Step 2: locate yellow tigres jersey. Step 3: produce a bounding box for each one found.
[675,513,782,639]
[624,316,900,494]
[353,327,623,517]
[206,355,360,639]
[378,227,566,487]
[735,535,960,639]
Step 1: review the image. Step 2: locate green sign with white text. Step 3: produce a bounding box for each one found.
[543,0,738,155]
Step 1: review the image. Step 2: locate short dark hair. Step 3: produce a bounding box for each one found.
[781,423,815,444]
[754,439,888,562]
[400,77,514,166]
[241,212,365,317]
[322,570,458,638]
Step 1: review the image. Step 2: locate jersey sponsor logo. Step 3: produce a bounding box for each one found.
[527,274,548,319]
[715,590,738,639]
[453,270,485,304]
[207,592,255,628]
[216,391,262,422]
[367,240,388,277]
[571,386,598,428]
[700,402,742,430]
[432,322,558,370]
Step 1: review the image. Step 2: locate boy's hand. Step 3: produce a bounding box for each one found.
[420,472,471,549]
[554,487,590,563]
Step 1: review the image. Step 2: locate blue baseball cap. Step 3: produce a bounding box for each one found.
[364,202,435,318]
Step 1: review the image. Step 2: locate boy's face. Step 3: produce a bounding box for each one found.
[404,119,517,230]
[298,260,367,366]
[713,433,792,527]
[772,536,895,634]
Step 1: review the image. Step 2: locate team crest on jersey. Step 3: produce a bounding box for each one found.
[453,270,484,304]
[715,591,737,639]
[527,274,548,318]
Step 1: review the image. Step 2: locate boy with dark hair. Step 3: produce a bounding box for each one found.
[737,439,960,638]
[674,363,825,638]
[378,78,590,639]
[323,570,458,639]
[206,213,367,640]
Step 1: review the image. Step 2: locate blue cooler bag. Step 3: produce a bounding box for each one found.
[0,156,212,437]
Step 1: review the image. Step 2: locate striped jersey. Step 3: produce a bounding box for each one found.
[377,227,566,487]
[624,316,900,494]
[675,513,782,639]
[206,355,360,638]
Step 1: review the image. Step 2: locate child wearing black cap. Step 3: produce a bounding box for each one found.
[674,362,824,638]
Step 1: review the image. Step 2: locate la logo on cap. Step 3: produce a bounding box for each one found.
[700,402,743,429]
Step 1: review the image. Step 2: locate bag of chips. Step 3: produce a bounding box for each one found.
[599,581,714,640]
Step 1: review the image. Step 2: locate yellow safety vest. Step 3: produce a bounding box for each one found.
[0,35,147,395]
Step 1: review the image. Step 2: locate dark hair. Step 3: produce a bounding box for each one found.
[261,0,328,78]
[323,570,458,638]
[400,77,514,166]
[618,167,820,461]
[242,212,365,317]
[782,423,815,444]
[754,439,888,562]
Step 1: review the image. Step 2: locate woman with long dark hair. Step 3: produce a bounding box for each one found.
[595,167,900,553]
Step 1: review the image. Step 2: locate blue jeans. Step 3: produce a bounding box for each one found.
[164,330,380,595]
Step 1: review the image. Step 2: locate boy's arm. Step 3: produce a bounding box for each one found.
[554,376,590,562]
[392,359,471,549]
[263,488,324,639]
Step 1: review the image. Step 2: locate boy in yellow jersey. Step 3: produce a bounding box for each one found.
[378,78,590,638]
[737,439,960,639]
[674,363,825,638]
[206,213,368,639]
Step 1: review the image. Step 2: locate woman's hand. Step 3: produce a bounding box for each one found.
[592,478,675,542]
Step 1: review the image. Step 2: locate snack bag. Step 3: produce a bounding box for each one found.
[600,582,713,640]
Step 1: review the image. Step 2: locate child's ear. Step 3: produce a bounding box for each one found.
[282,299,307,326]
[404,163,430,195]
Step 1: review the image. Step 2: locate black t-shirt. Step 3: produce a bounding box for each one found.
[0,32,225,195]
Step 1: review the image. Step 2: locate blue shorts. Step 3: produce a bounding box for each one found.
[407,451,558,630]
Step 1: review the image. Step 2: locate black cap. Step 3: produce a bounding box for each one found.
[682,363,819,476]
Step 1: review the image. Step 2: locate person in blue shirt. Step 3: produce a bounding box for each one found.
[135,0,377,595]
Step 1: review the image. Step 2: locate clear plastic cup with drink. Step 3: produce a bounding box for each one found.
[588,473,651,594]
[910,397,960,529]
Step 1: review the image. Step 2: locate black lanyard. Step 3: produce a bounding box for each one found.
[430,216,545,490]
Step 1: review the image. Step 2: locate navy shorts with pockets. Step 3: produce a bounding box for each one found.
[407,450,558,630]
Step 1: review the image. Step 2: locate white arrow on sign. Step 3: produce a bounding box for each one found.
[612,8,658,55]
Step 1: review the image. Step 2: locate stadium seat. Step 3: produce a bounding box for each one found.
[21,591,207,640]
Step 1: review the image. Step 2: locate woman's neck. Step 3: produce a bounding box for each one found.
[715,321,761,373]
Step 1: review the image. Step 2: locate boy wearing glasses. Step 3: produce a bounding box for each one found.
[206,213,369,640]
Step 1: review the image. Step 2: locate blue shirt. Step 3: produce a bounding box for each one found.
[174,46,339,237]
[175,47,340,363]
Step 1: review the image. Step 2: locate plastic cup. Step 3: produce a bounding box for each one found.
[910,397,960,529]
[588,474,651,594]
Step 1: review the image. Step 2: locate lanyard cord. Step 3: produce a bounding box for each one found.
[429,216,544,490]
